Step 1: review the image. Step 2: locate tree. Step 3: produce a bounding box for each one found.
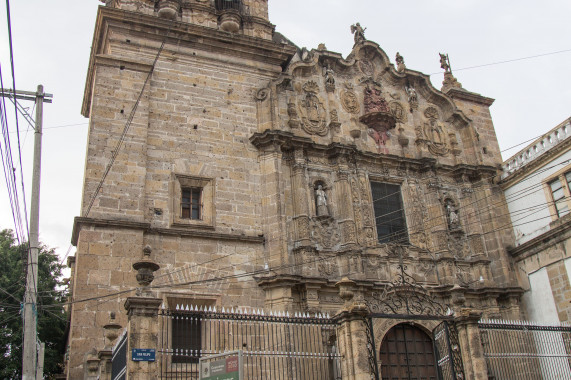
[0,229,68,379]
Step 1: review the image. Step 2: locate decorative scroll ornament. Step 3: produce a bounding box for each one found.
[255,88,269,101]
[299,81,328,136]
[367,264,450,316]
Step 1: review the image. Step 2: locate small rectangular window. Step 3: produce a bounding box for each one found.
[181,187,202,220]
[370,182,408,244]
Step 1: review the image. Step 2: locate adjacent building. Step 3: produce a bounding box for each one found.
[501,117,571,324]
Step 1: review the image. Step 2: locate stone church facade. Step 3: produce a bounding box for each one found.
[66,0,523,378]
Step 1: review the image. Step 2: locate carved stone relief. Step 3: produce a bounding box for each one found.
[318,256,338,277]
[299,81,328,136]
[287,101,300,129]
[415,106,455,156]
[359,59,374,77]
[341,88,360,114]
[310,218,341,249]
[389,101,407,123]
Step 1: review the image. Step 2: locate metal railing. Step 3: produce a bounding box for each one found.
[159,305,342,379]
[479,319,571,380]
[215,0,242,12]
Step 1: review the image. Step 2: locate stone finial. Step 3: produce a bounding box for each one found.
[350,23,366,45]
[133,245,160,291]
[103,312,122,349]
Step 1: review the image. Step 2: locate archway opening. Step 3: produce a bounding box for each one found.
[379,323,437,380]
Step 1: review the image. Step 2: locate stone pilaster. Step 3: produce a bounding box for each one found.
[98,350,113,380]
[454,310,488,380]
[335,277,375,380]
[124,297,162,380]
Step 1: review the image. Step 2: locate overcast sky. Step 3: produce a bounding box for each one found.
[1,0,570,264]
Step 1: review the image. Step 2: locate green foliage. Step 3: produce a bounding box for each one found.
[0,229,68,379]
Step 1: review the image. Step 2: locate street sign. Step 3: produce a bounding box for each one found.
[131,348,156,362]
[199,350,243,380]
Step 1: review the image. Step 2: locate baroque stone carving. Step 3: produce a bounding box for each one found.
[310,218,340,249]
[341,89,360,114]
[324,63,335,92]
[405,85,418,111]
[255,88,269,101]
[350,22,366,44]
[415,107,452,156]
[318,256,338,276]
[389,101,407,123]
[299,81,328,136]
[287,101,300,129]
[315,185,329,216]
[359,59,374,77]
[395,52,406,72]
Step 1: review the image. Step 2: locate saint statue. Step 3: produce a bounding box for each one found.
[315,185,329,216]
[350,23,366,44]
[446,201,460,229]
[439,53,451,73]
[395,52,406,72]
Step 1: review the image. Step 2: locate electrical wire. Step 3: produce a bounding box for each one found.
[83,26,173,218]
[428,48,571,76]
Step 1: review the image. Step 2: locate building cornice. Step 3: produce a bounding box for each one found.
[444,87,495,106]
[250,129,498,181]
[508,215,571,261]
[82,6,296,117]
[71,216,264,246]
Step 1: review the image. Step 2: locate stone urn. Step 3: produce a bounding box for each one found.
[219,11,241,33]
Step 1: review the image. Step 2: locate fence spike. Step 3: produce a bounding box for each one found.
[261,309,265,316]
[176,304,180,311]
[286,311,290,317]
[213,306,216,313]
[294,311,298,318]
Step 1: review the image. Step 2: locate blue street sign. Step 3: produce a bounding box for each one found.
[131,348,156,362]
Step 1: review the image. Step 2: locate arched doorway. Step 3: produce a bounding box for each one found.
[379,323,437,380]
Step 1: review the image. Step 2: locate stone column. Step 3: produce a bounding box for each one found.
[99,313,123,380]
[124,297,162,380]
[124,245,162,380]
[291,148,311,246]
[454,310,488,380]
[335,277,375,380]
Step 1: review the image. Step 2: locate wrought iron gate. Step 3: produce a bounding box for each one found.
[433,321,464,380]
[363,263,465,380]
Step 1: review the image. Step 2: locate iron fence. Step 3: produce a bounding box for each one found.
[159,305,342,379]
[479,319,571,380]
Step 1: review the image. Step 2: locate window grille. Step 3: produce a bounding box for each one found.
[370,182,408,244]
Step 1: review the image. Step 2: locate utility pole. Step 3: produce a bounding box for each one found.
[0,85,52,379]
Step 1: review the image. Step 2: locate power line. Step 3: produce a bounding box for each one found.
[428,48,571,76]
[83,27,172,218]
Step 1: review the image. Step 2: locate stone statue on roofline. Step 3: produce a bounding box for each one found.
[351,23,366,45]
[439,52,451,73]
[396,52,406,72]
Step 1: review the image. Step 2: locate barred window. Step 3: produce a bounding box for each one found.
[370,182,408,244]
[172,312,201,364]
[181,187,202,220]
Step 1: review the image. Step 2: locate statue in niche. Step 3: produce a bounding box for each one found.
[395,52,406,72]
[368,128,390,154]
[324,63,335,92]
[315,185,329,216]
[445,200,460,229]
[350,23,366,44]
